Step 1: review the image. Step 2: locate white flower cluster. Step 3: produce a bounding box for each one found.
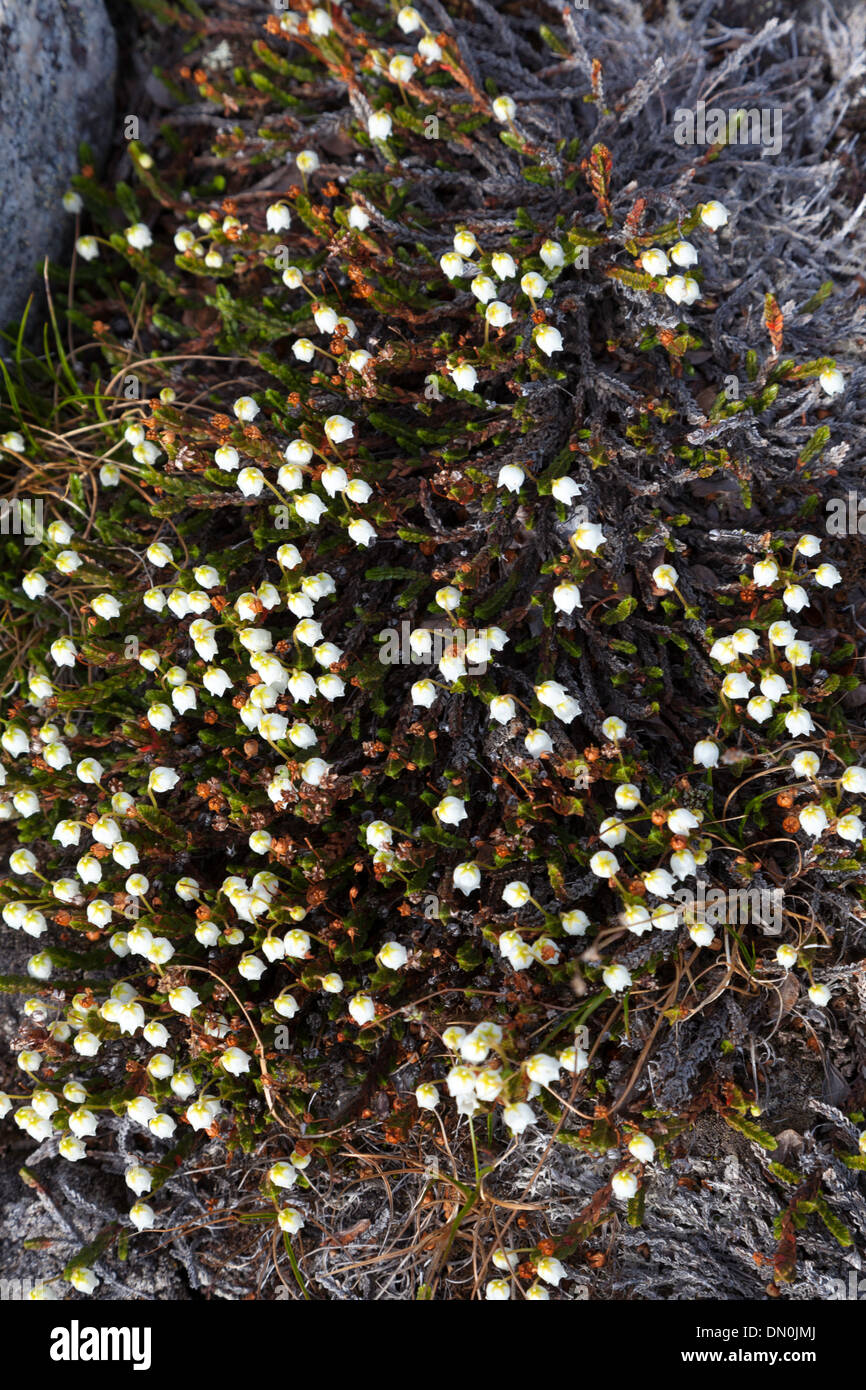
[484,1250,568,1301]
[414,1022,589,1137]
[702,533,840,738]
[638,201,729,308]
[438,223,567,363]
[409,621,508,707]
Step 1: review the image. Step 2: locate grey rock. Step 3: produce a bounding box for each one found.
[0,0,116,334]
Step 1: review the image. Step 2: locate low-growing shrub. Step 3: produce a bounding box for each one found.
[1,0,864,1300]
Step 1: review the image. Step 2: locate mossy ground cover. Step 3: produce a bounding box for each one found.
[0,0,865,1301]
